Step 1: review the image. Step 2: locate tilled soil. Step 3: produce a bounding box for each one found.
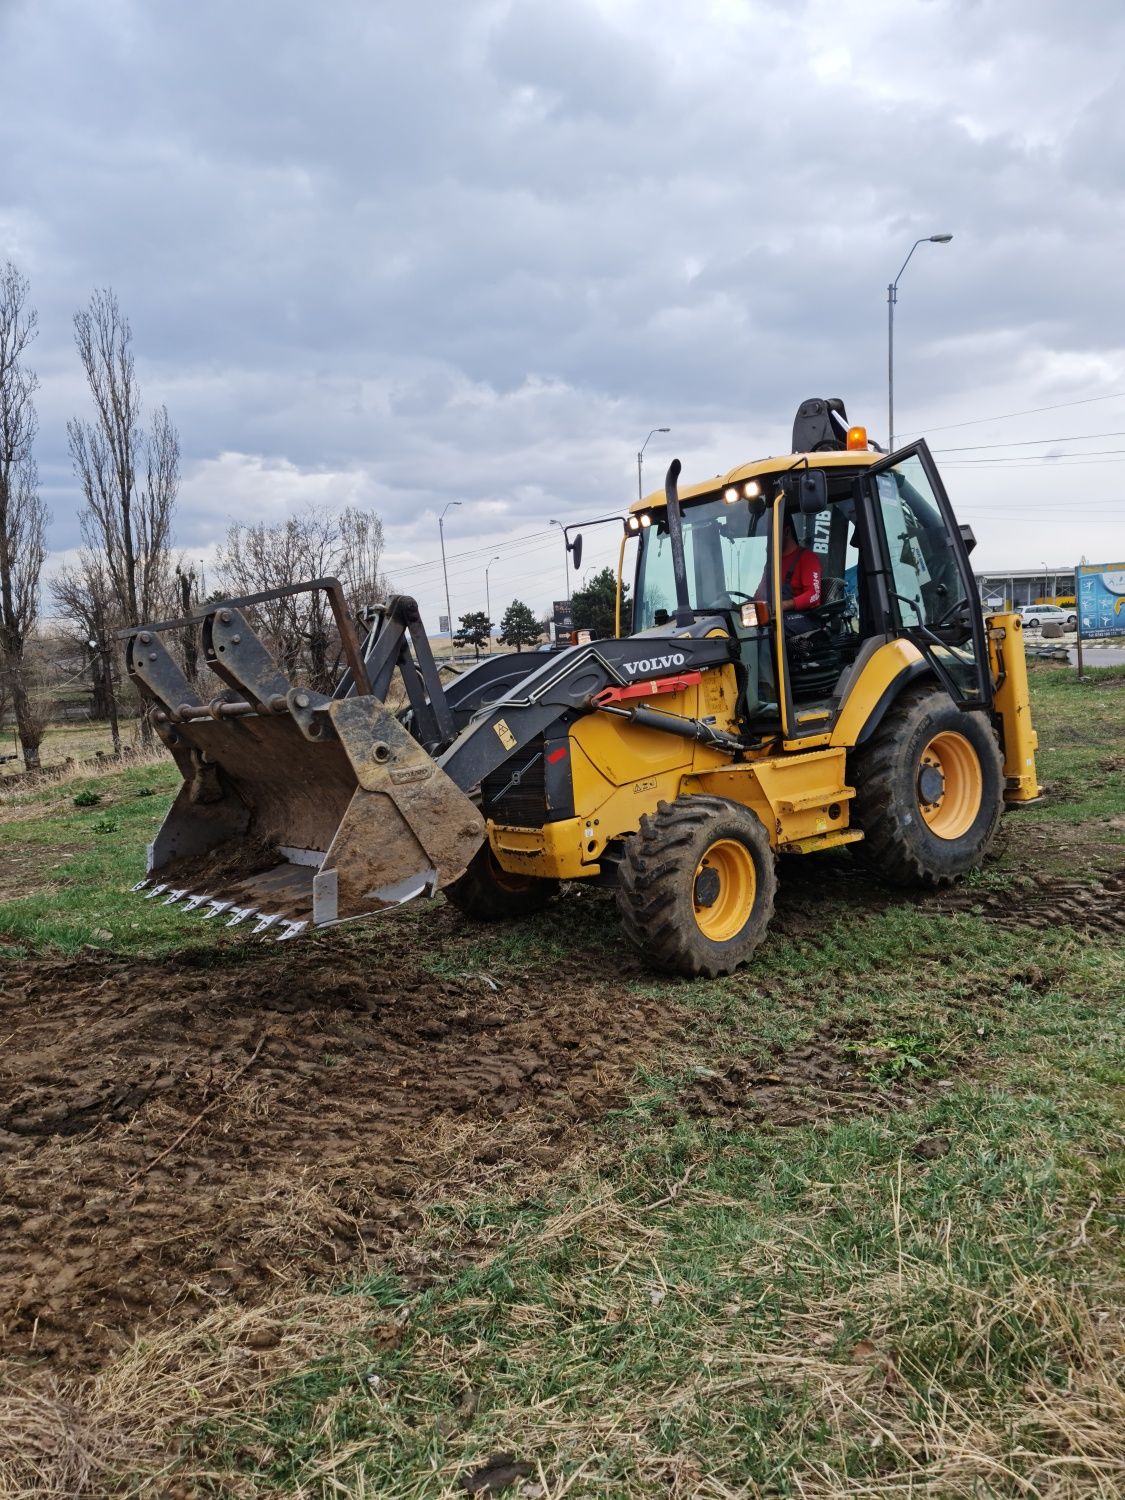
[677,1038,912,1128]
[2,835,1121,1386]
[938,866,1125,936]
[0,910,681,1374]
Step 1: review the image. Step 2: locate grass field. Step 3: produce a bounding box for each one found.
[1,663,1122,1498]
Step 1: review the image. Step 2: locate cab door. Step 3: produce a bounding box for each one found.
[861,440,992,709]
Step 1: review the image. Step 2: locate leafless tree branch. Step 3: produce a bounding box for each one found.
[0,260,49,769]
[67,288,179,744]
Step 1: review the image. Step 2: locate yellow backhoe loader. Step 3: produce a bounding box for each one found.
[123,398,1039,977]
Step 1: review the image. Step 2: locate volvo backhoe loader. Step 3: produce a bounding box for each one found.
[123,399,1039,977]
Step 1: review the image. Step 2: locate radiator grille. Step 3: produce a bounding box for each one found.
[481,738,547,827]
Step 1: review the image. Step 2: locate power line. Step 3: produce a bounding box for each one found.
[936,429,1125,453]
[903,388,1125,437]
[387,526,558,576]
[938,447,1125,464]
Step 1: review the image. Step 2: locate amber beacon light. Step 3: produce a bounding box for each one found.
[846,426,868,451]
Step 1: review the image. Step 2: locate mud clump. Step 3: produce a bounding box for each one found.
[938,868,1125,937]
[677,1037,903,1129]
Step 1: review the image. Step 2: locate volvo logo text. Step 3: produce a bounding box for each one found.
[621,651,687,677]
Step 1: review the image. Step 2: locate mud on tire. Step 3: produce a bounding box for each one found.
[444,843,559,921]
[617,795,777,979]
[849,684,1004,888]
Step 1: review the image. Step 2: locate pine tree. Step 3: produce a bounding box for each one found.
[498,599,541,651]
[455,610,492,659]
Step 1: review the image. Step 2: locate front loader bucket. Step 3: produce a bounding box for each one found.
[123,583,485,939]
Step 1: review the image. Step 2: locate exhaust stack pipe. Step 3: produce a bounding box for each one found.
[663,458,694,628]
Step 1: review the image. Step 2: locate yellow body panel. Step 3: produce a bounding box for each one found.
[629,447,880,513]
[986,612,1040,801]
[829,638,925,748]
[487,667,859,879]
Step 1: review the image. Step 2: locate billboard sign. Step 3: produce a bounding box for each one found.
[552,600,574,632]
[1076,562,1125,638]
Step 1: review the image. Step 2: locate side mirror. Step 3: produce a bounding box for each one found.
[795,469,828,514]
[569,533,583,571]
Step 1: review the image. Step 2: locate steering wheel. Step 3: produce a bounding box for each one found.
[721,589,755,602]
[932,596,972,628]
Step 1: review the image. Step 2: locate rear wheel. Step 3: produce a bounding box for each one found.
[850,685,1004,887]
[444,844,558,920]
[617,796,777,978]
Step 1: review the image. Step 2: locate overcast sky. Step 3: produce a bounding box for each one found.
[3,0,1124,629]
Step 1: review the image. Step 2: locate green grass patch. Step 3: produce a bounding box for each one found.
[0,757,251,956]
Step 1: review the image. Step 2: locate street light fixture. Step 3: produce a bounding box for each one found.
[887,234,952,451]
[637,427,671,503]
[484,554,501,651]
[438,500,461,660]
[549,518,571,603]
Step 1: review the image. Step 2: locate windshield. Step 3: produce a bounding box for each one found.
[633,496,769,630]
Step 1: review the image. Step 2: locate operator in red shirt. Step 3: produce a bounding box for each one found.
[757,512,823,633]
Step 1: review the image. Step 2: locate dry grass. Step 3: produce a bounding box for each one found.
[0,747,170,817]
[0,1291,381,1500]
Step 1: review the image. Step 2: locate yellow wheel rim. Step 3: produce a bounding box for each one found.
[917,731,983,839]
[693,838,756,942]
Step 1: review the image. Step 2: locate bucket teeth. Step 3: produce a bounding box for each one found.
[132,876,315,943]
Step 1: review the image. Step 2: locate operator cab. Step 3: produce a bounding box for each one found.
[631,468,866,725]
[626,400,986,741]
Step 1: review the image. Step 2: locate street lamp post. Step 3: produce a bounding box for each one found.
[438,500,461,660]
[549,519,571,603]
[485,554,501,651]
[637,427,671,503]
[887,234,952,451]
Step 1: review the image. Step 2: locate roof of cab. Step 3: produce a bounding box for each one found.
[628,447,881,513]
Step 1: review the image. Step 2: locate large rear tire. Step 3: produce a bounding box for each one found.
[850,685,1004,888]
[443,844,559,921]
[617,796,777,978]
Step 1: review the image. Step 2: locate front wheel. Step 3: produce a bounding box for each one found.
[849,686,1004,887]
[617,796,777,978]
[444,844,558,921]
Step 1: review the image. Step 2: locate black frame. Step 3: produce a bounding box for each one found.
[862,441,993,710]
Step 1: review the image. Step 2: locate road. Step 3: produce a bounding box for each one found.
[1071,645,1125,667]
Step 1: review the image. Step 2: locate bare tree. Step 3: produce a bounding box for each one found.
[68,287,179,742]
[216,504,388,694]
[337,506,388,614]
[0,261,49,770]
[50,552,122,754]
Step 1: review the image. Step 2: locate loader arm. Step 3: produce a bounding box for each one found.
[123,579,737,938]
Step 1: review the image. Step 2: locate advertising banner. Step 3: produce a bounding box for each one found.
[1076,562,1125,638]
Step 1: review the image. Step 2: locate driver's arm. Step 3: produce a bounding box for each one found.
[789,550,823,611]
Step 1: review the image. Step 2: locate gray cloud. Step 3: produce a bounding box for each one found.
[3,0,1124,628]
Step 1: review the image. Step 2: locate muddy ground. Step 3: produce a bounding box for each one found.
[0,909,677,1374]
[2,832,1122,1384]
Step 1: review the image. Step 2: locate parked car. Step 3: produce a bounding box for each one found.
[1018,603,1075,629]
